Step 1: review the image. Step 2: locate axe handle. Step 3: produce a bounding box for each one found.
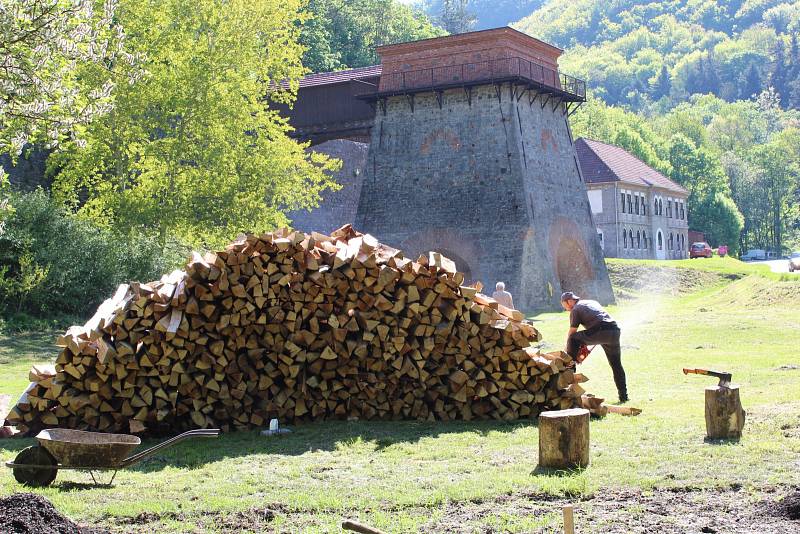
[683,368,709,376]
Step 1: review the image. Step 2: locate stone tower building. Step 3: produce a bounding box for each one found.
[287,28,613,311]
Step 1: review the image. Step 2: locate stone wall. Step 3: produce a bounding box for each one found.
[286,139,368,235]
[355,83,613,311]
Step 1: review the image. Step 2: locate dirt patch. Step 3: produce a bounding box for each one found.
[419,485,800,534]
[781,491,800,520]
[0,493,108,534]
[107,486,800,533]
[606,263,732,300]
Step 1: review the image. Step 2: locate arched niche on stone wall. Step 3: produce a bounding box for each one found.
[401,228,481,285]
[547,217,596,298]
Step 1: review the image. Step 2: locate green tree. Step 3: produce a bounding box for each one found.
[299,0,445,73]
[439,0,476,34]
[748,129,800,253]
[740,62,763,100]
[49,0,340,248]
[651,65,672,100]
[0,0,136,155]
[695,192,744,254]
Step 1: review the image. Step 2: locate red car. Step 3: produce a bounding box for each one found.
[690,242,713,258]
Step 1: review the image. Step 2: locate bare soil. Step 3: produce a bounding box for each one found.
[606,263,732,300]
[0,493,108,534]
[108,485,800,533]
[418,486,800,533]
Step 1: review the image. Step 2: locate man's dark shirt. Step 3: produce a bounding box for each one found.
[569,299,617,330]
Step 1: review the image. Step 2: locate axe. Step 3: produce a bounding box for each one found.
[682,368,732,388]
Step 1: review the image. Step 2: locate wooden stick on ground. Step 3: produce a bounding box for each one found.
[342,519,386,534]
[563,505,575,534]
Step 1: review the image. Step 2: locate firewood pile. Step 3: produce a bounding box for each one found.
[5,225,583,435]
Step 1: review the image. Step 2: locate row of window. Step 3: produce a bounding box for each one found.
[622,228,648,250]
[621,229,686,251]
[620,192,686,221]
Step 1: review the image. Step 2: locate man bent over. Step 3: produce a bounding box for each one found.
[561,291,628,403]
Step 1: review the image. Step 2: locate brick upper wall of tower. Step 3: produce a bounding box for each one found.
[375,27,563,92]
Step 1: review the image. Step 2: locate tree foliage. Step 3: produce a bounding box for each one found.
[516,0,800,110]
[0,0,138,155]
[421,0,545,30]
[0,189,177,317]
[49,0,341,248]
[572,89,800,254]
[299,0,445,72]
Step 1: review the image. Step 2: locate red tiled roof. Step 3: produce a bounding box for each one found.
[299,65,382,88]
[575,138,688,195]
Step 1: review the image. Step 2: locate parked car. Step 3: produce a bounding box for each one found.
[740,249,767,261]
[718,245,728,257]
[789,252,800,273]
[690,242,713,258]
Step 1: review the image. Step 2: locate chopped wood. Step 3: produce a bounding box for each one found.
[6,224,588,435]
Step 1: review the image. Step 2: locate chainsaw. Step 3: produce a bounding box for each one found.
[576,344,595,364]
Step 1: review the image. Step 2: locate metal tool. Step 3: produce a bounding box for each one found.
[576,344,596,364]
[6,428,219,487]
[682,368,732,388]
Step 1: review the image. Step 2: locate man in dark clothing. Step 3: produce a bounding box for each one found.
[560,291,628,403]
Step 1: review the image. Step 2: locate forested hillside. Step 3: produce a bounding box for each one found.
[419,0,545,30]
[300,0,445,72]
[512,0,800,254]
[516,0,800,109]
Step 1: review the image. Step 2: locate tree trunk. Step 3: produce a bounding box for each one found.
[705,386,745,439]
[538,408,590,469]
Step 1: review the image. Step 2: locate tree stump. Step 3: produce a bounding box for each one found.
[705,385,745,439]
[538,408,590,469]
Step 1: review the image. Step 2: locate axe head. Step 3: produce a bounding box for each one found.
[682,368,732,388]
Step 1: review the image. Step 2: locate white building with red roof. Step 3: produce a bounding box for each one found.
[575,138,689,260]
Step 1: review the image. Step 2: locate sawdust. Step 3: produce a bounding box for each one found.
[0,394,10,421]
[606,263,731,300]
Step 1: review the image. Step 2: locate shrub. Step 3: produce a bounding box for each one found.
[0,189,184,319]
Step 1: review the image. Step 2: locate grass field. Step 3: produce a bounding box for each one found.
[1,260,799,532]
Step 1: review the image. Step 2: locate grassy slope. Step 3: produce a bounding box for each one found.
[0,262,799,532]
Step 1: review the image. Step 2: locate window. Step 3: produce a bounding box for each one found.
[629,230,634,249]
[623,229,627,248]
[654,198,658,214]
[621,193,626,213]
[636,230,641,248]
[681,203,685,220]
[669,232,674,250]
[634,196,639,215]
[641,196,646,216]
[642,231,647,249]
[627,194,632,214]
[658,232,663,250]
[659,199,663,215]
[667,200,672,218]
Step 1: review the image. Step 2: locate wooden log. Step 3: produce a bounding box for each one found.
[538,408,590,469]
[704,385,745,439]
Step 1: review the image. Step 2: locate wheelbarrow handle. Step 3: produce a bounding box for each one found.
[121,429,220,468]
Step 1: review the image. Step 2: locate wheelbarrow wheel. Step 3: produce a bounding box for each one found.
[13,445,58,487]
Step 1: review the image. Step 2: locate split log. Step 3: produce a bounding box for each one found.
[705,386,745,439]
[538,408,590,469]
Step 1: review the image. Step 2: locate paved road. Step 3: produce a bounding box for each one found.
[748,259,793,273]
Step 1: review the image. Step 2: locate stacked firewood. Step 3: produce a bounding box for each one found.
[5,225,583,435]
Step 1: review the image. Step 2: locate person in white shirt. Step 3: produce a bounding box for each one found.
[491,281,514,309]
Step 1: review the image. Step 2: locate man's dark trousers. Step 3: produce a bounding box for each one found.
[567,326,627,400]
